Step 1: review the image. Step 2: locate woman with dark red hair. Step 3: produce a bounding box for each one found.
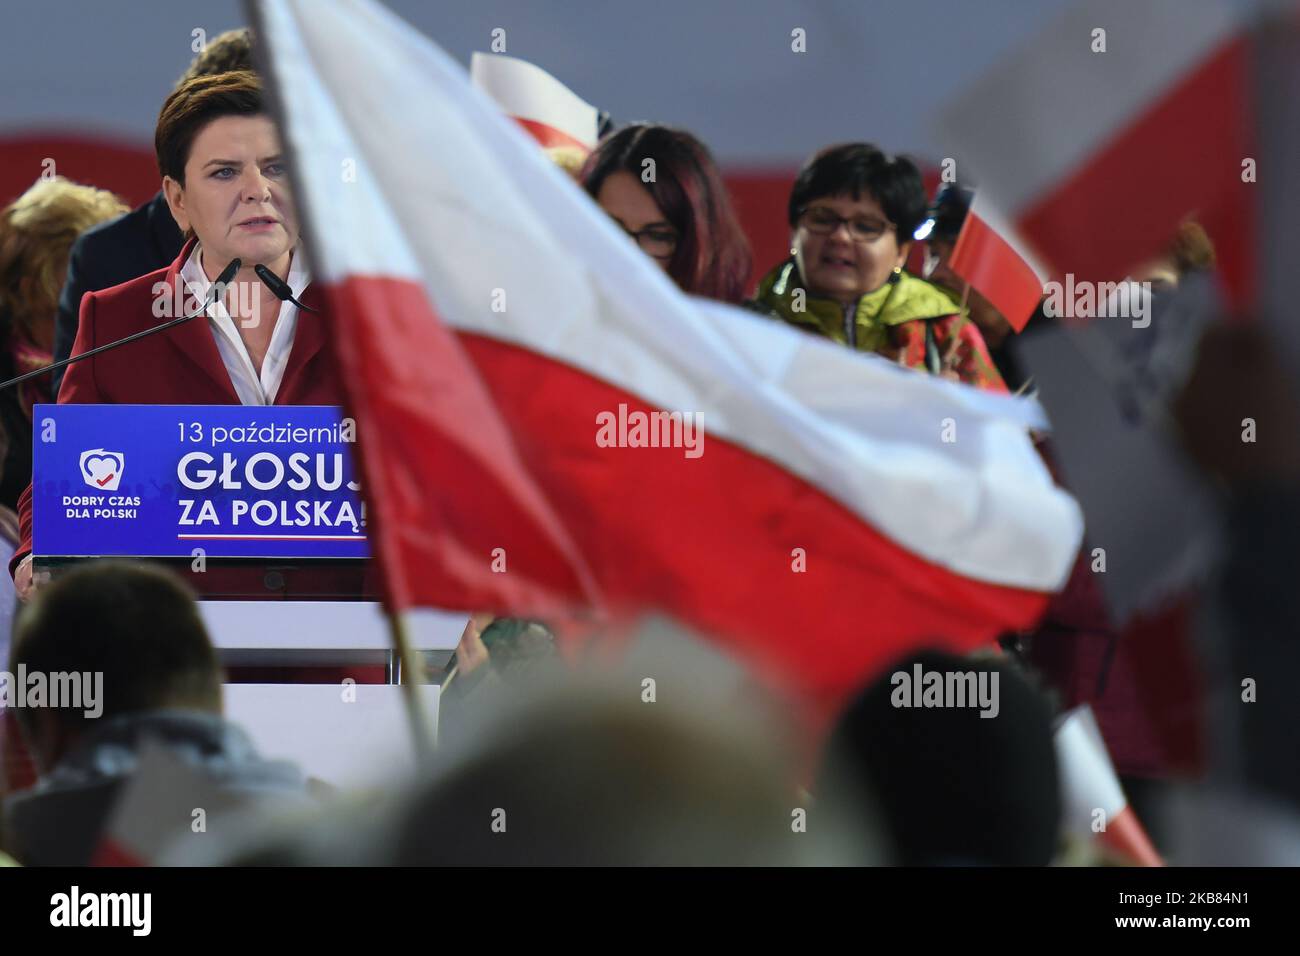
[581,123,751,304]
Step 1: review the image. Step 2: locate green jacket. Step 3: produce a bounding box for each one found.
[751,259,962,354]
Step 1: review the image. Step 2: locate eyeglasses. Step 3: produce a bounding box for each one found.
[623,225,678,259]
[799,206,894,243]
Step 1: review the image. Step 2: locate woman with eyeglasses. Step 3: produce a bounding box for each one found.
[581,124,752,304]
[749,143,1004,390]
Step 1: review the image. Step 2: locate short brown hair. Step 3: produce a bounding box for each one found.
[0,177,128,345]
[177,28,256,89]
[11,561,223,740]
[155,70,264,185]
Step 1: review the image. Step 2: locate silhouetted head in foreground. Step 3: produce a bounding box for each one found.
[11,560,221,772]
[818,649,1060,866]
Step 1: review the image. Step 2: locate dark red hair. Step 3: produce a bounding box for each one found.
[581,124,751,304]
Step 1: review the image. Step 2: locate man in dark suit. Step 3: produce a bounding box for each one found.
[50,194,183,396]
[50,28,255,396]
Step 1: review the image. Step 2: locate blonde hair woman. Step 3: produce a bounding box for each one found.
[0,176,127,512]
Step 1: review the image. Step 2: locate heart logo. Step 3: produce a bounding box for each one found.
[80,449,125,492]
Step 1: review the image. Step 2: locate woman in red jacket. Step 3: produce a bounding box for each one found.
[11,69,348,597]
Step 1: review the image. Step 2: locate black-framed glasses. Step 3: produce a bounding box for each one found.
[623,225,678,259]
[799,206,894,243]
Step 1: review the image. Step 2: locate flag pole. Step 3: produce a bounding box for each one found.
[386,610,435,758]
[246,0,435,755]
[942,282,974,368]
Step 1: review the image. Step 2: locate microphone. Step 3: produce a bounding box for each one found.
[254,263,319,313]
[0,258,241,392]
[208,255,243,289]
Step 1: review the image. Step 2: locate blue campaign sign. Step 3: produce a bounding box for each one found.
[32,405,369,559]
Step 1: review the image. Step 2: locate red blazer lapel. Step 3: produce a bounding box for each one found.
[161,238,240,402]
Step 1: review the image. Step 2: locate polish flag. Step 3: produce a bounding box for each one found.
[948,192,1049,333]
[90,742,297,866]
[470,52,599,153]
[936,0,1254,307]
[254,0,1084,722]
[1055,705,1163,866]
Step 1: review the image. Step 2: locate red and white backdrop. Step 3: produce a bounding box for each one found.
[0,0,1263,304]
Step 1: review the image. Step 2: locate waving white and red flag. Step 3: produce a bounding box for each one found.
[470,51,599,153]
[936,0,1254,306]
[254,0,1083,719]
[1055,706,1163,866]
[948,192,1049,333]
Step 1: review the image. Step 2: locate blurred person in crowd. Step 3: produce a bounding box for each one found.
[10,70,350,599]
[383,684,825,865]
[0,178,127,513]
[440,613,562,732]
[190,629,885,866]
[1134,219,1216,293]
[581,123,752,304]
[999,298,1300,864]
[1180,325,1300,796]
[916,185,1196,808]
[545,145,588,180]
[1028,223,1220,827]
[50,27,256,398]
[440,616,558,705]
[1171,323,1300,854]
[817,649,1060,865]
[1,561,310,866]
[1118,220,1218,379]
[748,143,1004,390]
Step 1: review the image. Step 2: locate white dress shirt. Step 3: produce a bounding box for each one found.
[179,245,309,405]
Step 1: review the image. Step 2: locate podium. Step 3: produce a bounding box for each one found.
[31,557,465,680]
[29,404,465,784]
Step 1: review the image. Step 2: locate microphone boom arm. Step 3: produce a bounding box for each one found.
[0,256,241,393]
[0,311,203,392]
